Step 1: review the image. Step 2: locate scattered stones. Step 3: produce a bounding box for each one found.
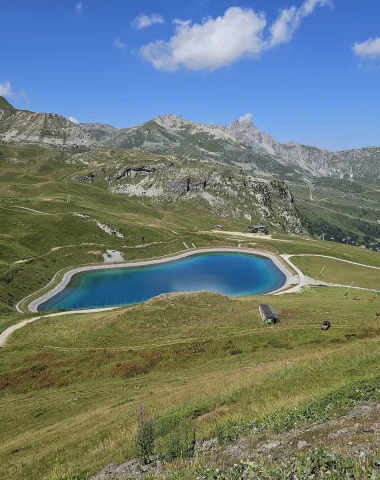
[328,427,356,440]
[297,440,309,450]
[340,405,373,420]
[96,221,124,238]
[75,173,95,183]
[256,440,282,452]
[195,438,218,455]
[89,458,164,480]
[103,250,124,263]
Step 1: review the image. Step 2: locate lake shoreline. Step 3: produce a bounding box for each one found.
[27,248,296,313]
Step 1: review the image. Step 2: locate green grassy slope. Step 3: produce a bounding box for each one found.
[291,255,380,290]
[1,140,380,479]
[0,96,15,110]
[0,143,252,312]
[1,141,379,315]
[1,288,380,479]
[290,179,380,248]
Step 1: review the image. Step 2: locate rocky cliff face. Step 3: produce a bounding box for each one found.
[0,103,95,148]
[229,118,380,181]
[70,149,305,234]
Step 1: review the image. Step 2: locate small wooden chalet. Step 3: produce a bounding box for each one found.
[258,304,279,324]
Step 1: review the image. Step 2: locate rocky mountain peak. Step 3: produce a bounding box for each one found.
[230,117,260,133]
[229,118,278,156]
[232,117,254,126]
[154,114,188,130]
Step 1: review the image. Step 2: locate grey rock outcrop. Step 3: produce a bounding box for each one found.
[0,107,96,148]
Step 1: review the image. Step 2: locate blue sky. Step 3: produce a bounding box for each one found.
[1,0,379,150]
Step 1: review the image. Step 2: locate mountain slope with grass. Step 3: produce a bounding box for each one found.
[83,115,380,184]
[0,96,15,110]
[1,287,380,479]
[0,97,380,479]
[0,141,307,313]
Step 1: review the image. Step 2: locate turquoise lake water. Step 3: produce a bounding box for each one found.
[37,252,286,311]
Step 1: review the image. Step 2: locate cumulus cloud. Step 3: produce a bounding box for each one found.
[269,0,333,46]
[141,8,266,71]
[68,116,79,124]
[353,37,380,59]
[0,80,29,104]
[140,1,332,71]
[239,113,253,122]
[113,38,126,50]
[0,80,14,97]
[75,2,82,15]
[134,14,164,30]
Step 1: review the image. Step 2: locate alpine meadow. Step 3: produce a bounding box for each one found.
[1,1,380,479]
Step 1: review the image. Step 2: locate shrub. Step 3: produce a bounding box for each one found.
[165,427,196,461]
[134,403,155,464]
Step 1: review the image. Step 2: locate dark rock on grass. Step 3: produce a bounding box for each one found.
[89,458,164,480]
[195,438,218,454]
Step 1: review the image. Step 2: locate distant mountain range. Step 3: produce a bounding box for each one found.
[1,97,379,184]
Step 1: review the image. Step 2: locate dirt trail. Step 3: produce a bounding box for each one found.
[285,253,380,270]
[12,206,49,215]
[0,308,116,347]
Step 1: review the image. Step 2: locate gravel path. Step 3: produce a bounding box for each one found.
[13,206,49,215]
[284,253,380,270]
[279,254,380,295]
[0,308,116,347]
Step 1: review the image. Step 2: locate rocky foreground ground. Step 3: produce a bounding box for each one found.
[91,401,380,479]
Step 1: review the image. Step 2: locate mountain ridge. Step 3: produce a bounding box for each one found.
[86,114,380,183]
[0,99,379,183]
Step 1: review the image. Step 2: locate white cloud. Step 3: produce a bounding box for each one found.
[68,116,79,124]
[140,1,332,72]
[141,8,266,71]
[239,113,253,122]
[113,38,126,49]
[0,80,29,105]
[353,37,380,59]
[134,13,164,30]
[269,0,333,46]
[0,80,14,97]
[75,2,82,15]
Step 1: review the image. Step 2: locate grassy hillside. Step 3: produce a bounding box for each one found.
[1,288,380,479]
[0,142,307,313]
[1,141,380,479]
[290,179,380,248]
[291,255,380,290]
